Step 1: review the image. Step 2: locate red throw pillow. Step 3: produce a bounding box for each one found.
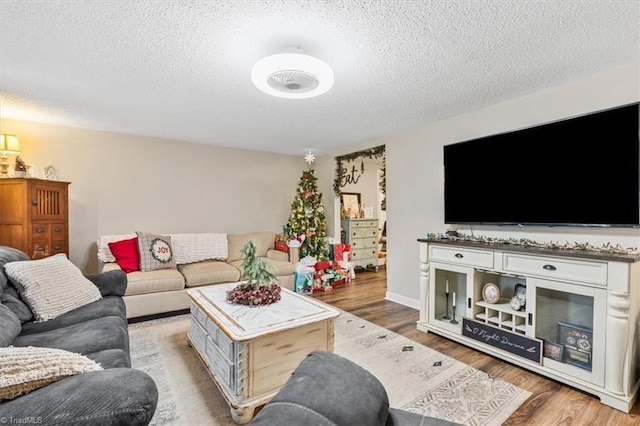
[108,238,140,273]
[274,241,288,253]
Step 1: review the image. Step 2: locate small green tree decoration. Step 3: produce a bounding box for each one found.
[226,241,281,306]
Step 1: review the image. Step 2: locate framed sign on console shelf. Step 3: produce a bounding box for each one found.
[341,192,361,218]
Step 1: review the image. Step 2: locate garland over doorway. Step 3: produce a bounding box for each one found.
[333,145,385,197]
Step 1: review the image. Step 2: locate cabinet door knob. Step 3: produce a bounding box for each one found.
[53,227,62,232]
[35,227,45,233]
[54,244,62,250]
[542,264,557,271]
[454,253,464,258]
[31,199,38,205]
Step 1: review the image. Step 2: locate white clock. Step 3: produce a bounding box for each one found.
[510,296,523,311]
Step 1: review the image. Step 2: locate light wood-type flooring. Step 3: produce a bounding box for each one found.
[312,269,640,426]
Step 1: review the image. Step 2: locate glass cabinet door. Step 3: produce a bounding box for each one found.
[428,262,472,333]
[531,278,606,386]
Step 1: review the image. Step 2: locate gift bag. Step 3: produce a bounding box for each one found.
[332,243,344,262]
[294,264,315,293]
[344,244,351,261]
[339,261,356,279]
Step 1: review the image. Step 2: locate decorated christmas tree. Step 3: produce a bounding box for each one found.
[284,153,329,260]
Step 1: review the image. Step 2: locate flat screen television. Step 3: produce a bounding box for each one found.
[443,102,640,227]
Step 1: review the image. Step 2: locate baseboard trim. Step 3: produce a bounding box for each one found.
[127,309,190,324]
[384,291,420,310]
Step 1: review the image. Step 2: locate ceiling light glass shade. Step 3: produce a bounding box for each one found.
[251,53,334,99]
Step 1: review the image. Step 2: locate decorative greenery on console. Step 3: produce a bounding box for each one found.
[333,145,385,196]
[424,232,638,255]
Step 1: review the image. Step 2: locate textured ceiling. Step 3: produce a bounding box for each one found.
[0,1,638,155]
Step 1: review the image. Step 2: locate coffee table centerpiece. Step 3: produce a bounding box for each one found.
[226,241,281,306]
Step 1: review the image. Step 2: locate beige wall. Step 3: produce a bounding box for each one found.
[381,63,640,308]
[0,120,305,273]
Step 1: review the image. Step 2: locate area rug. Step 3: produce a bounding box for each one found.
[128,311,530,425]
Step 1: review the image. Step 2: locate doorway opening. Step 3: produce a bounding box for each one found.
[333,145,386,275]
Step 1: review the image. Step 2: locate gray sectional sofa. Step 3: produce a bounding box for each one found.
[0,246,158,425]
[97,231,297,319]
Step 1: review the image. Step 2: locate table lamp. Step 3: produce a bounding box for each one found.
[0,134,21,178]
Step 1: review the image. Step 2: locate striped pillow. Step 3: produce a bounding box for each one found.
[4,254,102,322]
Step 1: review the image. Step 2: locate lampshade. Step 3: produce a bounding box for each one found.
[0,134,21,153]
[251,53,334,99]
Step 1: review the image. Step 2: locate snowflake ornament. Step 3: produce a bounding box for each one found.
[304,151,315,165]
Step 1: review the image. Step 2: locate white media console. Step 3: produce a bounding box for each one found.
[417,238,640,412]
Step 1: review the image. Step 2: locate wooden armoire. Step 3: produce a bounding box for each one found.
[0,178,70,259]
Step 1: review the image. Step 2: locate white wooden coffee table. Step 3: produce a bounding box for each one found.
[187,283,340,424]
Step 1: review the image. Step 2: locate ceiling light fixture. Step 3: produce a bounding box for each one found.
[251,50,333,99]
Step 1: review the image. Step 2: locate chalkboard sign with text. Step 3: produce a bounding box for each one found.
[462,317,543,363]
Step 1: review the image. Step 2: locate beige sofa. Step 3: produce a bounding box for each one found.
[97,231,296,319]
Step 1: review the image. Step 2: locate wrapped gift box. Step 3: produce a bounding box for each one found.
[329,243,351,261]
[314,261,332,271]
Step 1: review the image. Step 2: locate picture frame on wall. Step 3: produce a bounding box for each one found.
[364,206,374,218]
[341,192,361,218]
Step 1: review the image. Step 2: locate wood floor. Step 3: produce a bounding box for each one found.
[312,269,640,426]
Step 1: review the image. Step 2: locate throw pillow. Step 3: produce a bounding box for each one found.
[4,254,103,322]
[107,237,140,273]
[0,346,102,400]
[0,304,21,347]
[96,233,137,263]
[136,232,176,272]
[274,241,288,253]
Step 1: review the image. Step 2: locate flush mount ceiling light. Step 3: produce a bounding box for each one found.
[251,52,334,99]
